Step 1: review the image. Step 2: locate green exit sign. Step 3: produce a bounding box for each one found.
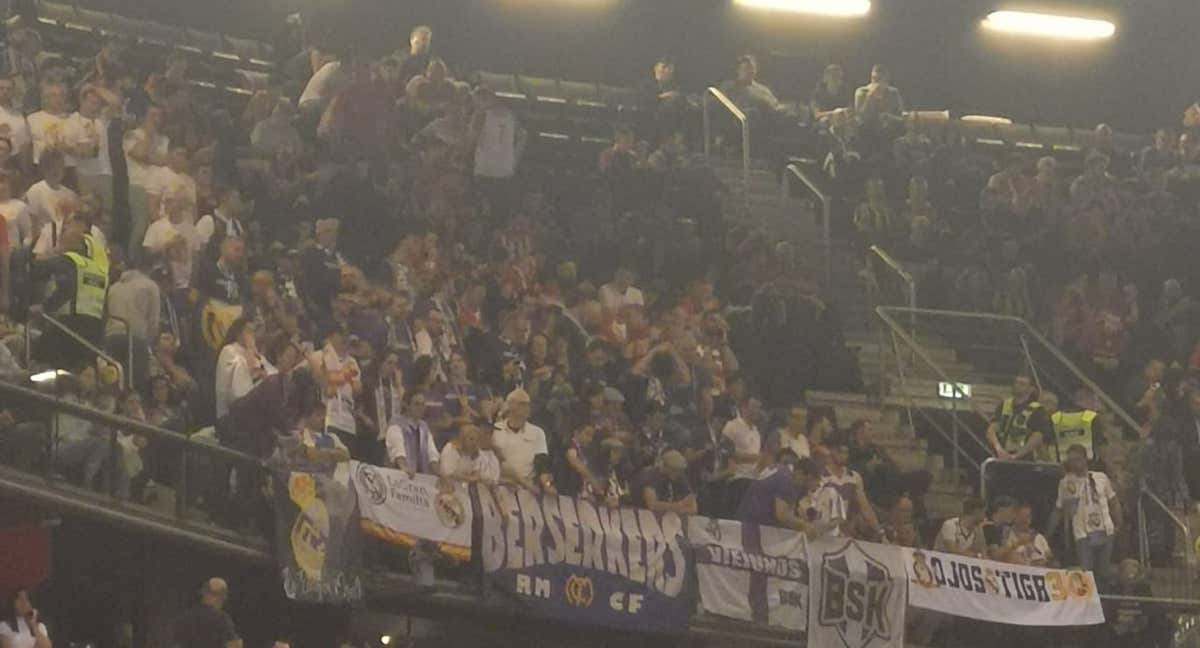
[938,382,972,399]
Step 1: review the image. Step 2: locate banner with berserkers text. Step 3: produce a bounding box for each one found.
[475,485,692,633]
[902,547,1105,626]
[808,538,906,648]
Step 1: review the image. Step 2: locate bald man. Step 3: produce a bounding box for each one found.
[173,577,242,648]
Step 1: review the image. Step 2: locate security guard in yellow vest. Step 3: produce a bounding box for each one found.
[986,373,1056,462]
[29,217,109,369]
[1041,391,1099,463]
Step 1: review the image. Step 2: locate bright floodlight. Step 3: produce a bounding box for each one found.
[379,637,391,646]
[734,0,871,17]
[982,10,1115,40]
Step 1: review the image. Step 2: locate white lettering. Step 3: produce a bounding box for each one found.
[517,488,546,568]
[577,499,606,571]
[516,573,532,595]
[622,508,645,584]
[559,496,582,566]
[479,487,506,572]
[637,509,667,591]
[543,495,565,565]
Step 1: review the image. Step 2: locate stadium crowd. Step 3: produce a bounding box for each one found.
[0,9,1191,648]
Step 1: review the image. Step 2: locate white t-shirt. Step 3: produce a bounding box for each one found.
[598,283,646,311]
[440,443,501,486]
[0,617,49,648]
[722,416,762,480]
[797,484,845,537]
[0,198,32,248]
[934,517,981,555]
[143,216,200,288]
[1057,471,1117,540]
[1007,530,1052,565]
[775,428,811,459]
[24,179,77,235]
[491,419,548,483]
[0,104,31,152]
[64,111,111,175]
[299,61,343,108]
[474,106,520,179]
[195,211,244,247]
[26,110,70,164]
[146,166,196,204]
[122,127,168,187]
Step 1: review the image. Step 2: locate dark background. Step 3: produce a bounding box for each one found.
[61,0,1200,134]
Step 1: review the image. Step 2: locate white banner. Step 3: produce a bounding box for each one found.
[901,547,1105,626]
[350,462,473,558]
[808,538,906,648]
[687,517,808,632]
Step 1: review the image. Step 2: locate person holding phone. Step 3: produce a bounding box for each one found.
[0,588,50,648]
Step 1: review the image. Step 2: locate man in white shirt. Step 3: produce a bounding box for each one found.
[385,389,441,476]
[934,497,986,556]
[440,423,500,486]
[0,76,31,158]
[145,145,196,219]
[26,81,70,165]
[721,396,764,516]
[1007,501,1052,567]
[123,104,169,188]
[65,86,112,209]
[819,434,883,539]
[598,267,645,313]
[26,151,80,258]
[104,252,160,342]
[195,185,247,250]
[491,388,550,491]
[1050,444,1121,586]
[471,87,525,223]
[0,172,31,249]
[774,405,812,460]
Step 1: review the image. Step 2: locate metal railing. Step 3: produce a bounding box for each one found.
[24,312,129,389]
[1138,482,1196,601]
[0,379,269,560]
[866,245,916,314]
[782,162,833,284]
[702,86,750,212]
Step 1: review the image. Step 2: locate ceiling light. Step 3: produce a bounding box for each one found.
[30,370,68,384]
[734,0,871,17]
[379,637,391,646]
[982,10,1115,40]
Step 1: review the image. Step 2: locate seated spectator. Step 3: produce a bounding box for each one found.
[1140,128,1178,179]
[1070,151,1117,208]
[934,497,986,557]
[311,328,364,454]
[440,423,500,486]
[1006,501,1052,567]
[771,404,812,459]
[296,397,350,469]
[148,332,197,398]
[641,450,697,515]
[982,495,1017,560]
[0,76,31,161]
[195,185,248,252]
[1090,123,1132,177]
[811,63,850,124]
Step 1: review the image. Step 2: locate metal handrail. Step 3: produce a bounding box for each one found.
[1140,482,1195,568]
[979,457,1062,501]
[867,245,916,311]
[104,314,135,391]
[0,379,261,466]
[783,163,833,284]
[25,312,127,387]
[878,306,1142,435]
[702,86,750,212]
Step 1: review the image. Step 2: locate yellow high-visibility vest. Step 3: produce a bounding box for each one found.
[59,235,108,319]
[1052,410,1097,460]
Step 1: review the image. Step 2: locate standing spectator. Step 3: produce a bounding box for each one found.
[395,26,434,87]
[721,395,764,516]
[471,87,525,225]
[300,218,345,316]
[641,450,698,514]
[65,86,112,210]
[934,497,986,556]
[105,252,160,345]
[171,578,241,648]
[214,318,273,420]
[0,173,31,250]
[123,104,168,247]
[311,328,363,456]
[718,55,782,120]
[26,151,78,258]
[739,453,835,536]
[491,388,552,492]
[195,186,247,252]
[1,587,50,648]
[1050,445,1122,588]
[440,423,500,486]
[638,56,687,143]
[26,81,70,166]
[385,389,439,477]
[853,65,905,144]
[0,76,31,161]
[195,237,249,306]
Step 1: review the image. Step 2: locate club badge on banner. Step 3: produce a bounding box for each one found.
[351,462,473,560]
[475,485,692,633]
[902,547,1105,626]
[273,468,364,604]
[808,538,906,648]
[687,517,808,632]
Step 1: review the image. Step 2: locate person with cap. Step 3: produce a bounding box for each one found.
[642,449,697,515]
[300,217,345,318]
[491,388,552,493]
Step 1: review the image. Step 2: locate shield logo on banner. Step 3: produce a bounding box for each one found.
[356,463,388,505]
[818,543,894,648]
